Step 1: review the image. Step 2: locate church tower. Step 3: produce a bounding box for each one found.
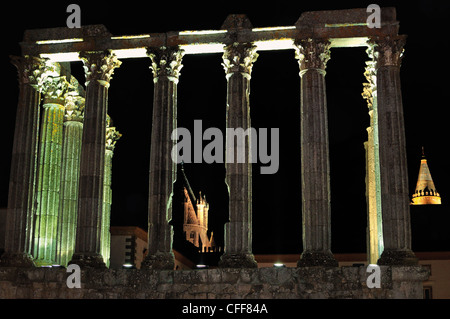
[179,165,215,252]
[411,148,441,205]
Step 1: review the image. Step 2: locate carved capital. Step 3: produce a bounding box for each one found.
[64,95,85,123]
[41,75,71,105]
[222,42,258,76]
[106,124,122,152]
[10,55,48,90]
[79,51,121,87]
[362,54,377,109]
[294,38,331,73]
[147,46,185,82]
[368,35,406,68]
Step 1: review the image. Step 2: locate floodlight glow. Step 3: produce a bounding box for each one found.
[181,43,225,55]
[111,35,150,40]
[112,48,148,59]
[196,264,208,269]
[122,263,134,268]
[36,38,84,45]
[325,22,367,28]
[252,26,296,32]
[179,30,227,36]
[40,52,81,62]
[273,263,285,268]
[254,39,294,51]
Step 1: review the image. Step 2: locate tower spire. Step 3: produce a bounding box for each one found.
[411,147,441,205]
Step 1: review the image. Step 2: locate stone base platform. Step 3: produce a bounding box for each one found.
[0,265,428,299]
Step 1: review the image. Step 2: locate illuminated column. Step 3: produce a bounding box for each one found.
[33,65,69,266]
[57,94,84,267]
[0,56,46,267]
[70,51,121,268]
[362,48,384,265]
[142,46,184,270]
[101,119,121,268]
[369,36,417,265]
[219,42,258,268]
[294,38,338,267]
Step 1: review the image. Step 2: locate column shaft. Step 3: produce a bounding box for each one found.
[70,51,121,268]
[219,43,258,268]
[369,36,417,265]
[362,55,384,265]
[295,39,338,267]
[57,96,84,266]
[142,47,183,270]
[33,99,65,265]
[101,124,121,268]
[0,56,46,267]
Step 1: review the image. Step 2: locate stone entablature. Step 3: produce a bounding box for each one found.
[20,8,399,60]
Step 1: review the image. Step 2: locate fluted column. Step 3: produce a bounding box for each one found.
[368,36,417,265]
[219,42,258,268]
[0,56,46,267]
[33,64,69,266]
[57,94,84,267]
[142,46,184,270]
[101,119,121,268]
[362,48,384,265]
[70,51,121,268]
[294,38,338,267]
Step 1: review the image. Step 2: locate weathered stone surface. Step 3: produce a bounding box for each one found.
[0,266,428,299]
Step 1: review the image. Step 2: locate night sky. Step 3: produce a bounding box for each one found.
[1,0,449,257]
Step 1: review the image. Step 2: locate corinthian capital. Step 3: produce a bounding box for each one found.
[368,35,406,68]
[10,55,48,89]
[106,125,121,152]
[64,95,85,122]
[222,42,258,75]
[147,46,185,82]
[294,38,331,73]
[41,75,71,105]
[362,48,377,109]
[79,51,122,87]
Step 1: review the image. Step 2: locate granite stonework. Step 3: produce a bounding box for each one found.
[0,266,428,299]
[2,8,429,300]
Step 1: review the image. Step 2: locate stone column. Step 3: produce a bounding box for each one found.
[368,36,417,265]
[70,51,121,268]
[101,119,121,268]
[362,48,384,265]
[219,42,258,268]
[33,64,69,266]
[142,46,184,270]
[0,56,46,267]
[57,94,84,267]
[294,38,338,267]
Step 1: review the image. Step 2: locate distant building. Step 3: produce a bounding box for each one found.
[110,226,147,269]
[110,226,195,270]
[181,168,216,253]
[411,148,441,205]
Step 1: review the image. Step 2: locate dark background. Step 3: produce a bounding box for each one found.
[1,0,448,257]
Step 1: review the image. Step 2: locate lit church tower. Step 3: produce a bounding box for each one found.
[411,148,441,205]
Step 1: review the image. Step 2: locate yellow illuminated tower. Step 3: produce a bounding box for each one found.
[411,148,441,205]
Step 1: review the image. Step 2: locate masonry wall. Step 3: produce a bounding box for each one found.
[0,266,428,299]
